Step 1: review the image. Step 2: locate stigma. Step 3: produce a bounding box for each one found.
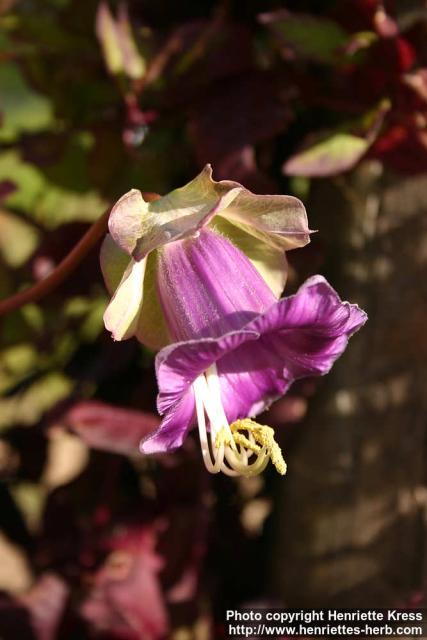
[192,364,287,477]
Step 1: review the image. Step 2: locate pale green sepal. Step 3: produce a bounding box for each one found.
[108,189,150,256]
[109,165,242,260]
[133,165,242,259]
[212,217,288,298]
[108,165,309,262]
[100,233,131,294]
[135,252,171,351]
[101,235,170,349]
[222,190,310,251]
[103,257,147,341]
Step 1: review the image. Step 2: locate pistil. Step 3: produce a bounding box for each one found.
[193,364,287,477]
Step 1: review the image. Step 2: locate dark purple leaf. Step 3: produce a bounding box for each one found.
[19,574,69,640]
[65,401,160,456]
[188,72,292,172]
[80,525,168,640]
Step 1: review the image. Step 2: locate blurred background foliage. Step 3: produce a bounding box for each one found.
[1,0,427,638]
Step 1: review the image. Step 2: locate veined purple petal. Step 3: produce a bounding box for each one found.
[216,365,289,424]
[142,275,366,454]
[156,228,276,341]
[241,275,367,377]
[141,391,195,454]
[155,330,259,415]
[215,275,367,418]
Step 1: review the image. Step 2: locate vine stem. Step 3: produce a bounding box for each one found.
[0,192,160,317]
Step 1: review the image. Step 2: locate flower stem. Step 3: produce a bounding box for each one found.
[0,192,161,317]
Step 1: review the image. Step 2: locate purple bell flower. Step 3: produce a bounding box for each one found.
[101,167,366,476]
[140,229,366,477]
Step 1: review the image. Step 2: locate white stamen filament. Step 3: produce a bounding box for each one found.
[192,363,285,477]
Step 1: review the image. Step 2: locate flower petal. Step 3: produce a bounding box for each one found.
[211,216,288,298]
[148,275,366,450]
[156,228,276,341]
[140,391,195,454]
[103,257,146,341]
[245,275,367,377]
[214,275,367,419]
[216,363,289,423]
[144,276,366,453]
[155,330,259,416]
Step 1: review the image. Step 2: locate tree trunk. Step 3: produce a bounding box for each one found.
[272,162,427,606]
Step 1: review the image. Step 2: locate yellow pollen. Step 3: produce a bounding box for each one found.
[215,418,287,476]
